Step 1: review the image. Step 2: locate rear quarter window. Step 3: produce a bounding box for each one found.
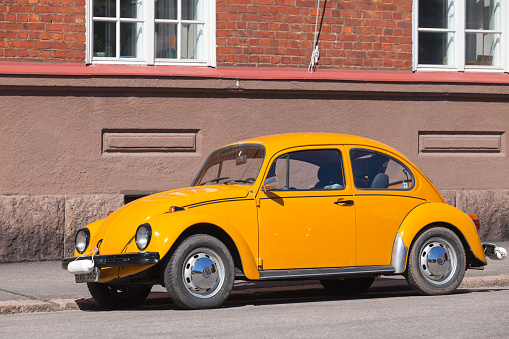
[350,149,414,190]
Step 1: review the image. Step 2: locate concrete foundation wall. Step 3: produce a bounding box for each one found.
[1,74,508,262]
[0,195,123,262]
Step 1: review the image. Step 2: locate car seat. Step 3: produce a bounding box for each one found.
[314,163,343,189]
[371,173,389,189]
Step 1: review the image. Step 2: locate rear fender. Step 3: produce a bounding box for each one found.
[391,203,487,273]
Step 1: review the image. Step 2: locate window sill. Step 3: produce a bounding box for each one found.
[1,63,509,85]
[91,59,209,67]
[417,66,506,73]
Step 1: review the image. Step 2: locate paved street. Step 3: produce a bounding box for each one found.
[1,286,508,338]
[0,242,508,337]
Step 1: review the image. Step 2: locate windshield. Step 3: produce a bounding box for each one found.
[193,145,265,186]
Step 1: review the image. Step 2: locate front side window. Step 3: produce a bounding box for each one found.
[88,0,215,65]
[414,0,505,72]
[266,149,345,191]
[350,150,414,190]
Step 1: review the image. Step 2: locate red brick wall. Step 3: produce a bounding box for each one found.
[0,0,86,63]
[0,0,412,69]
[216,0,413,69]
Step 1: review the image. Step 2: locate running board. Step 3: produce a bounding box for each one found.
[258,265,395,280]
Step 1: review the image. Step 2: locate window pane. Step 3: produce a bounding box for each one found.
[288,159,322,190]
[268,156,288,190]
[419,0,454,29]
[94,0,116,17]
[418,32,455,65]
[120,22,143,58]
[155,23,177,59]
[465,33,500,66]
[181,24,204,59]
[194,146,265,186]
[182,0,204,21]
[268,150,344,190]
[350,150,413,190]
[155,0,178,19]
[120,0,143,19]
[466,0,500,30]
[93,21,116,57]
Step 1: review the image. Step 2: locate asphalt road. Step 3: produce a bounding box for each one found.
[1,286,508,338]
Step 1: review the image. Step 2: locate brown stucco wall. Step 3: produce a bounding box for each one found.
[0,74,508,261]
[1,75,508,194]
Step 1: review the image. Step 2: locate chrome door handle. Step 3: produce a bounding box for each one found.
[334,200,354,206]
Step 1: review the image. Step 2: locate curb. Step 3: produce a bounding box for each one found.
[1,275,508,315]
[460,274,509,288]
[0,298,97,315]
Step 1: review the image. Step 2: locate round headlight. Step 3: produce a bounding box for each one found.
[75,228,90,254]
[135,223,152,251]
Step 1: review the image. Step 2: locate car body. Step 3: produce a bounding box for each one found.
[62,133,506,309]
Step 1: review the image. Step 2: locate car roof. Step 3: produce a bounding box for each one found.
[227,133,405,159]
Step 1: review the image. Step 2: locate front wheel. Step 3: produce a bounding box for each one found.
[405,227,466,295]
[164,234,235,309]
[87,283,152,309]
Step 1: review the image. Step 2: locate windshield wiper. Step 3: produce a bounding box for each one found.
[223,178,255,185]
[199,177,230,186]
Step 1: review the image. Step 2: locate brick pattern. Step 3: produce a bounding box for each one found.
[0,0,412,69]
[0,0,86,63]
[216,0,413,69]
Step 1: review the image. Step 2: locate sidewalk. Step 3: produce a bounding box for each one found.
[1,241,508,314]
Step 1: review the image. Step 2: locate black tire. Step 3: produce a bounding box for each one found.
[87,282,152,309]
[164,234,235,310]
[405,227,466,295]
[320,277,375,295]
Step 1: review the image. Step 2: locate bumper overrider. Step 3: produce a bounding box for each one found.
[61,252,160,271]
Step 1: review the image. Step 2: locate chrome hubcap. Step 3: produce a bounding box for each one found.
[182,248,224,298]
[419,237,457,284]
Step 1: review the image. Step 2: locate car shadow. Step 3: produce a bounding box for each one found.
[76,279,507,312]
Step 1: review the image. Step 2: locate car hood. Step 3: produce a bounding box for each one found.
[92,185,250,254]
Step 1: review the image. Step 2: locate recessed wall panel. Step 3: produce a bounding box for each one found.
[102,130,198,154]
[419,132,503,154]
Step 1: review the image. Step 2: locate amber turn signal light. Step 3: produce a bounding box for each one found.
[168,206,185,213]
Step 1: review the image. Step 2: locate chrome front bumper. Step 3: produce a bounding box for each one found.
[61,252,160,270]
[483,243,507,260]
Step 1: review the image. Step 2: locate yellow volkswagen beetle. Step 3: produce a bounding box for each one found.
[62,133,506,309]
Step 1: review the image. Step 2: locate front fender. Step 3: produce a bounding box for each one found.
[391,203,487,273]
[140,209,259,280]
[75,218,106,256]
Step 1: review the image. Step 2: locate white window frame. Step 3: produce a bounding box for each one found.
[413,0,508,72]
[85,0,216,67]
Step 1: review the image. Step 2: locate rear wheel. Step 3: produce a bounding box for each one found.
[320,277,375,295]
[406,227,466,295]
[164,234,235,309]
[87,283,152,309]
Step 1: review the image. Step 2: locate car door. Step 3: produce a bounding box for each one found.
[257,146,356,270]
[347,147,426,266]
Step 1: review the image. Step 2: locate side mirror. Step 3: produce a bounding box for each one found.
[262,176,278,191]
